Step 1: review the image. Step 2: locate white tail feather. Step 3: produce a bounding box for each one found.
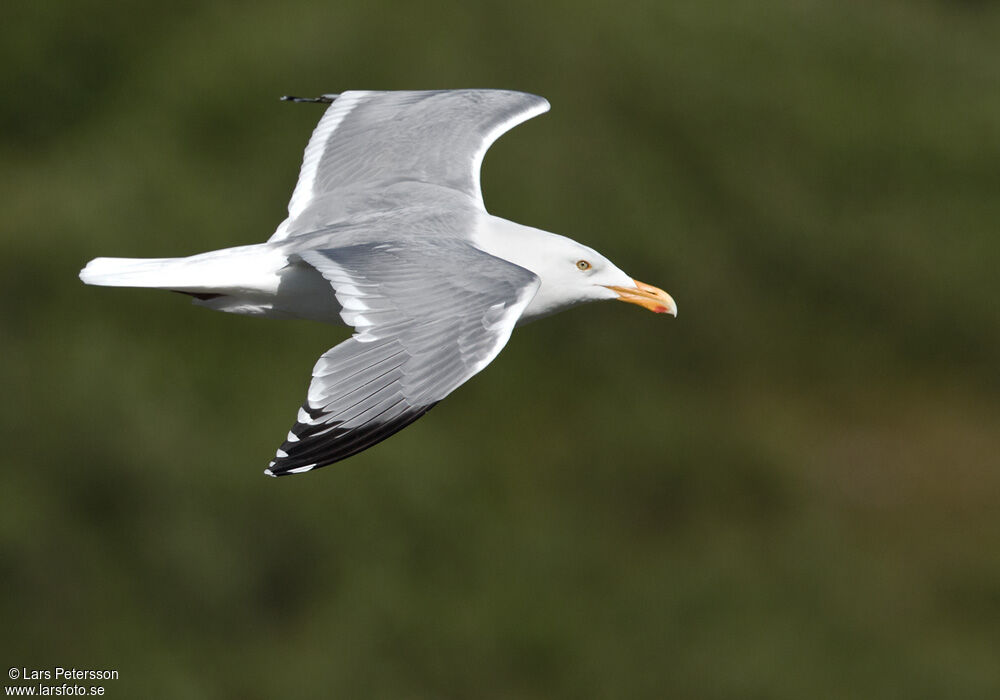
[79,245,286,294]
[80,256,191,288]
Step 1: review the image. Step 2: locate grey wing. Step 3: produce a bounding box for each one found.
[265,239,540,476]
[269,89,550,241]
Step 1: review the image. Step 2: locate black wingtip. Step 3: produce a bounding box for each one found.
[280,95,336,104]
[267,402,439,476]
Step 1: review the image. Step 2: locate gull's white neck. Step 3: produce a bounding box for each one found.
[469,214,550,269]
[470,213,589,321]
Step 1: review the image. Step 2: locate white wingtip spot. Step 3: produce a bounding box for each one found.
[264,468,277,478]
[288,464,315,474]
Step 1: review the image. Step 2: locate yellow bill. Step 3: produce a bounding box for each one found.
[606,280,677,316]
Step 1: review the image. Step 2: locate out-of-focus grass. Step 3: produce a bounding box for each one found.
[2,0,999,698]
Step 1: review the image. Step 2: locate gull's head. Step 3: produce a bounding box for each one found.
[514,232,677,321]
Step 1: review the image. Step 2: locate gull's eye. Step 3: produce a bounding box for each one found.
[576,260,592,271]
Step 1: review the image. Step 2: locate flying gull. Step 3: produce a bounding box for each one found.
[79,89,676,476]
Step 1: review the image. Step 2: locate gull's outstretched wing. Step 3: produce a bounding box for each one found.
[269,89,550,241]
[265,239,539,476]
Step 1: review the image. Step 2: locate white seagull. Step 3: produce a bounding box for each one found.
[80,90,676,476]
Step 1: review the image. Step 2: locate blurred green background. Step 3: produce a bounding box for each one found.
[3,0,999,697]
